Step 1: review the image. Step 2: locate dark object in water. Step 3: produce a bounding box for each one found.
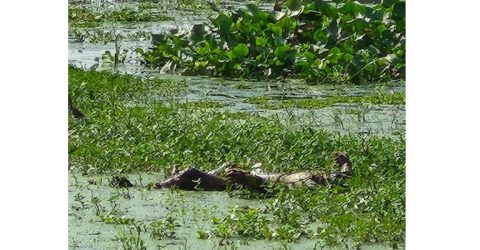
[110,176,134,188]
[156,152,353,192]
[155,167,226,191]
[68,95,85,119]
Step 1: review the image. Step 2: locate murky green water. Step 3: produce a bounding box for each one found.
[69,174,399,249]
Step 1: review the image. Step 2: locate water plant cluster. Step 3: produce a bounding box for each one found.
[69,28,152,43]
[247,90,405,109]
[139,0,405,84]
[202,177,405,247]
[69,66,404,248]
[69,6,172,28]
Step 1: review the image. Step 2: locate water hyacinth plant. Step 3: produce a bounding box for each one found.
[138,0,405,84]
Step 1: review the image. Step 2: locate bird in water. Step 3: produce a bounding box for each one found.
[68,95,85,119]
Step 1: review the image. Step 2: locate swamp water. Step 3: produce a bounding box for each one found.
[69,174,400,250]
[69,1,405,249]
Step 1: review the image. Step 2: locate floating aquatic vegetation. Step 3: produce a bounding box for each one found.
[69,6,173,28]
[139,0,405,84]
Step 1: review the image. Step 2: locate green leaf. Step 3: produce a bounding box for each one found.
[227,43,249,61]
[327,47,342,64]
[392,1,405,21]
[267,23,283,36]
[304,51,316,63]
[196,42,210,56]
[313,29,328,42]
[274,44,291,60]
[343,53,353,62]
[255,37,269,47]
[342,0,365,15]
[382,0,397,8]
[214,14,233,36]
[319,2,338,18]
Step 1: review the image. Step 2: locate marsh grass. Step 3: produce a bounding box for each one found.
[68,6,172,28]
[69,28,151,43]
[149,217,177,239]
[116,222,148,250]
[100,214,135,225]
[69,67,404,248]
[247,91,405,109]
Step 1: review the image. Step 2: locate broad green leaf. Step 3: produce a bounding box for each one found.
[227,43,249,60]
[274,44,291,60]
[329,47,341,55]
[267,23,283,36]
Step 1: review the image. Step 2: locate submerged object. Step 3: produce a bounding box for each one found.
[156,167,227,191]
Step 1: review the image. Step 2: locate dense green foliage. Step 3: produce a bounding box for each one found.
[205,178,405,247]
[139,0,405,84]
[68,67,404,175]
